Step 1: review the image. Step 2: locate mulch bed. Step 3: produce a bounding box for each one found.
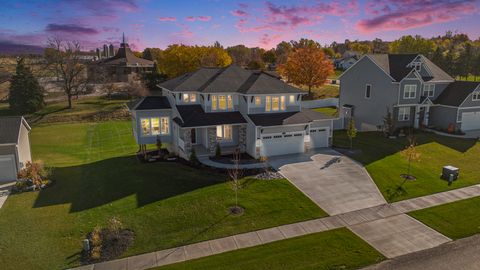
[82,229,135,264]
[210,153,260,165]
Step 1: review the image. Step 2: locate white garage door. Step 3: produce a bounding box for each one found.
[310,128,329,148]
[261,132,305,157]
[0,155,17,182]
[461,112,480,131]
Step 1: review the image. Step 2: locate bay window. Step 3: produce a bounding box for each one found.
[216,125,232,141]
[140,117,170,136]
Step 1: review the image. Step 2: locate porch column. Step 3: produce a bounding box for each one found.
[424,106,430,126]
[414,106,420,129]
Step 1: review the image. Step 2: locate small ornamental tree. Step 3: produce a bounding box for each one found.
[400,137,421,181]
[346,117,357,149]
[228,148,244,214]
[156,136,162,155]
[383,107,395,136]
[189,148,199,165]
[9,57,45,114]
[215,143,222,158]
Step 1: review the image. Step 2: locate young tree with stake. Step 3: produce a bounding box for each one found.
[346,117,357,149]
[228,148,244,214]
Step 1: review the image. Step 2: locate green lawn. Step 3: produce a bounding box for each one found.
[334,131,480,202]
[327,69,343,79]
[313,106,338,117]
[0,121,326,270]
[0,96,130,124]
[152,228,384,270]
[456,75,480,82]
[299,84,339,100]
[410,196,480,240]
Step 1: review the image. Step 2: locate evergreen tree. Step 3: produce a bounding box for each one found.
[9,57,45,114]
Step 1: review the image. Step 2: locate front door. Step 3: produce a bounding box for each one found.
[191,128,196,144]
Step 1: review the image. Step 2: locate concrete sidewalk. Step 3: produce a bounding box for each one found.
[69,184,480,270]
[0,182,14,209]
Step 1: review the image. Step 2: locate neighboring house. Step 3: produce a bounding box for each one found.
[0,116,32,182]
[128,65,335,159]
[335,56,358,70]
[339,54,480,132]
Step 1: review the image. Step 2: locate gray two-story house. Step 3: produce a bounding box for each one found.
[339,54,480,132]
[128,65,335,159]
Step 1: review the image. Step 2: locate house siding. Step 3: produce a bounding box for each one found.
[0,145,16,156]
[460,92,480,108]
[429,106,458,130]
[398,76,422,105]
[339,56,398,131]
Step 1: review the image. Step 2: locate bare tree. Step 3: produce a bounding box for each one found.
[228,148,244,214]
[45,38,88,108]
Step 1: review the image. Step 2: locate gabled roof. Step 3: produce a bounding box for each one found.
[96,43,154,67]
[434,81,480,107]
[362,54,453,82]
[248,109,334,127]
[174,105,246,127]
[160,65,303,95]
[0,116,30,144]
[128,96,171,110]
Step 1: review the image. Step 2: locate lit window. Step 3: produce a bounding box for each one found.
[151,118,160,135]
[398,107,410,121]
[227,95,233,110]
[289,95,295,104]
[212,95,217,110]
[218,95,227,110]
[161,117,169,134]
[265,96,271,111]
[423,84,435,97]
[216,125,232,141]
[183,93,189,102]
[403,85,417,99]
[141,118,150,136]
[473,91,480,101]
[280,96,286,110]
[365,84,371,99]
[255,96,261,105]
[190,94,196,102]
[183,93,196,103]
[272,97,280,111]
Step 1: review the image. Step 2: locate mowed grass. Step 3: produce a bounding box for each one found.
[334,131,480,202]
[410,196,480,240]
[328,69,344,79]
[0,121,326,270]
[313,106,338,117]
[153,228,384,270]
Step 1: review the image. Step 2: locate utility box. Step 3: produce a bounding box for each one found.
[441,165,459,182]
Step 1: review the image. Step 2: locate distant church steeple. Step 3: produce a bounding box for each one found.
[121,32,129,48]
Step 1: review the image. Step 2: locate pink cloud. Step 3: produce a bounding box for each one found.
[158,16,176,22]
[357,0,477,33]
[186,16,196,22]
[231,9,247,17]
[259,33,283,48]
[185,16,212,22]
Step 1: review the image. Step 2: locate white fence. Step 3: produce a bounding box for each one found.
[301,98,339,109]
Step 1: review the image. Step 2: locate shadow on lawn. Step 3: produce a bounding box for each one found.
[334,131,477,165]
[33,155,225,213]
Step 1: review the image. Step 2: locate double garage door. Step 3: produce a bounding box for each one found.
[260,128,329,157]
[461,112,480,131]
[0,155,17,182]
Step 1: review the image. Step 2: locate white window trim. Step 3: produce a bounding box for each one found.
[473,91,480,101]
[365,84,372,99]
[403,85,417,99]
[423,84,435,98]
[160,117,170,135]
[140,117,170,136]
[398,107,410,121]
[216,125,233,141]
[289,95,295,104]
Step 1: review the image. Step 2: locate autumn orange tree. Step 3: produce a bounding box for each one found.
[278,47,334,97]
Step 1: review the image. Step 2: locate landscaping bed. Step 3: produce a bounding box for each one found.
[210,153,261,165]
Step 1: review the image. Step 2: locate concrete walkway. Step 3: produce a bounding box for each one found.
[69,184,480,270]
[0,182,14,209]
[269,149,386,215]
[198,156,267,169]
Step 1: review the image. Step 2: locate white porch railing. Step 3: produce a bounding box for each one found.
[178,138,185,151]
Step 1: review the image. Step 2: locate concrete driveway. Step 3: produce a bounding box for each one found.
[269,149,387,215]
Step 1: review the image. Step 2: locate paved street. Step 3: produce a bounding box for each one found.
[269,149,387,215]
[364,234,480,270]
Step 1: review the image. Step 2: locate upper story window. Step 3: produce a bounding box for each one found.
[141,117,169,136]
[413,62,421,72]
[182,93,196,103]
[255,96,261,105]
[266,95,286,111]
[365,84,371,99]
[403,85,417,99]
[473,91,480,101]
[398,107,410,121]
[289,95,295,104]
[211,95,233,111]
[423,84,435,97]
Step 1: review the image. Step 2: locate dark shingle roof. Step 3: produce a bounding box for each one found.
[130,96,171,110]
[366,54,453,82]
[160,65,303,95]
[248,109,334,127]
[96,43,153,67]
[0,116,29,144]
[175,105,246,127]
[434,81,480,106]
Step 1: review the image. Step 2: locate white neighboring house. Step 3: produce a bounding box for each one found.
[127,65,336,159]
[0,116,32,182]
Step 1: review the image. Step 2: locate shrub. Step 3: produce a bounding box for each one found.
[215,143,222,158]
[17,161,49,190]
[90,226,102,260]
[107,217,123,239]
[189,148,199,165]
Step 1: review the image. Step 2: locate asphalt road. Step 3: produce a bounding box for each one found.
[363,234,480,270]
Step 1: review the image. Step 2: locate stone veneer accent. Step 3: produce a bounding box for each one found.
[183,129,191,153]
[207,127,217,155]
[238,125,247,152]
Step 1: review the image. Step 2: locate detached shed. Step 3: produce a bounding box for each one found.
[0,116,32,182]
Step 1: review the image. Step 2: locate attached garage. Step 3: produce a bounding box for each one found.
[260,132,305,157]
[461,112,480,131]
[310,127,330,148]
[0,155,17,182]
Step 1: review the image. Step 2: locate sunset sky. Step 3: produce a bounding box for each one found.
[1,0,479,51]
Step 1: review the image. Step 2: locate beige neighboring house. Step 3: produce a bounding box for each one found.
[0,116,32,182]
